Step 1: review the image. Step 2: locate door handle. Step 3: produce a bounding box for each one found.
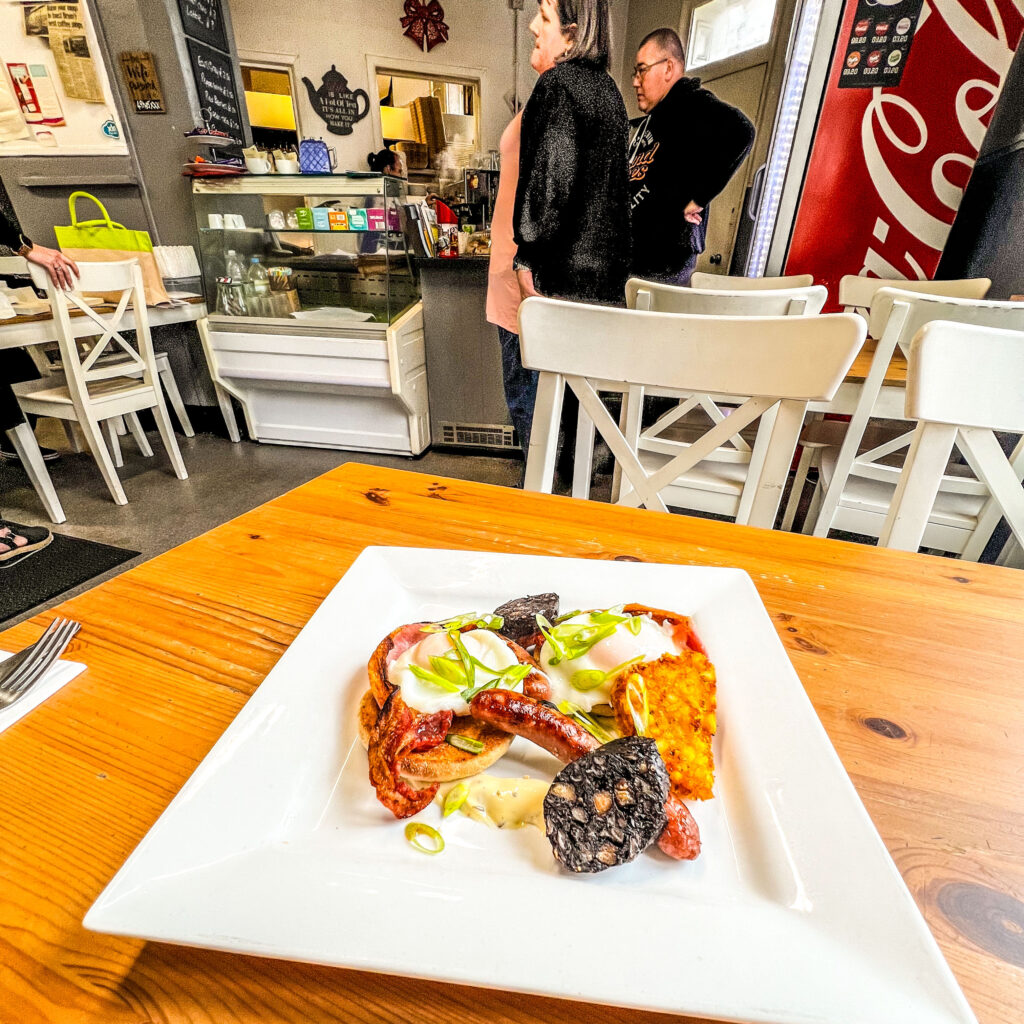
[748,163,767,221]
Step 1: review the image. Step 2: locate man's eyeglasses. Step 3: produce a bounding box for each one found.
[632,58,669,81]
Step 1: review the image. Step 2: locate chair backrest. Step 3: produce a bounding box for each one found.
[869,288,1024,350]
[27,258,158,402]
[879,320,1024,552]
[838,274,990,316]
[519,298,864,400]
[691,272,814,291]
[519,297,866,525]
[627,278,827,316]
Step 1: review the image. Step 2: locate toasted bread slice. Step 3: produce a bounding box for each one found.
[357,689,513,781]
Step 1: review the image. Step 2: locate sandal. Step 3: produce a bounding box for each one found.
[0,519,53,565]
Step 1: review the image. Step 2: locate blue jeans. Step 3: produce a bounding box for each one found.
[497,326,538,453]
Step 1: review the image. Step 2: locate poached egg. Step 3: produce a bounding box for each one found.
[539,610,682,711]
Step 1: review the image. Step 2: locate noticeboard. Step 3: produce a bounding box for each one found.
[176,0,228,52]
[186,38,242,139]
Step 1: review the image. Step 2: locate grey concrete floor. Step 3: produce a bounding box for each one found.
[1,419,524,626]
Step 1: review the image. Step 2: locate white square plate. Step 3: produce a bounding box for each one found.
[85,548,976,1024]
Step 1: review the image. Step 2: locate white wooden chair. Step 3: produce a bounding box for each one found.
[780,276,995,532]
[0,254,194,442]
[617,279,825,508]
[519,297,865,527]
[879,320,1024,563]
[802,289,1024,554]
[13,259,188,506]
[690,272,815,291]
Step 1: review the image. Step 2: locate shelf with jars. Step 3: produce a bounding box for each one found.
[191,175,428,456]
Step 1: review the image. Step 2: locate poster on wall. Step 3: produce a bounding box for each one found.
[784,0,1024,303]
[186,38,243,140]
[45,2,104,102]
[6,62,65,125]
[176,0,229,52]
[837,0,924,89]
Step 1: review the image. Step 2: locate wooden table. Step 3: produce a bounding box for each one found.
[0,295,207,350]
[1,463,1021,1024]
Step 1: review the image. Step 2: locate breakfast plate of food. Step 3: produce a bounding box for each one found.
[84,547,977,1024]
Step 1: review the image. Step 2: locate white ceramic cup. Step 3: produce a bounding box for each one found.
[276,158,300,174]
[245,156,272,174]
[208,213,225,229]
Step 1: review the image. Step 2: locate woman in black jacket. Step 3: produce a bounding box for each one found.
[514,0,630,303]
[502,0,629,466]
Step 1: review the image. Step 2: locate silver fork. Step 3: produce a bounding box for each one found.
[0,617,81,710]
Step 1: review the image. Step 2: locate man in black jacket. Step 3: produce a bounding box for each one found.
[628,28,755,284]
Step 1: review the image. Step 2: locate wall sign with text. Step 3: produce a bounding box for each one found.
[838,0,924,89]
[119,51,165,113]
[186,38,242,140]
[176,0,228,52]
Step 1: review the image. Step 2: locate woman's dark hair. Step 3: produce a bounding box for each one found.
[545,0,612,71]
[367,148,398,174]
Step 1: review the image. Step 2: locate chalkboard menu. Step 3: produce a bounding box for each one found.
[837,0,924,89]
[176,0,228,52]
[186,38,243,139]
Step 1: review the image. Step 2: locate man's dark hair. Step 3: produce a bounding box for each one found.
[543,0,612,71]
[639,27,686,64]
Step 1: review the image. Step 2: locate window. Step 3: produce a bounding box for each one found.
[686,0,778,71]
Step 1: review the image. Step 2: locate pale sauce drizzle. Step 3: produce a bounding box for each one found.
[437,775,548,830]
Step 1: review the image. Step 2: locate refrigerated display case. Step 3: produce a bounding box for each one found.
[191,175,428,454]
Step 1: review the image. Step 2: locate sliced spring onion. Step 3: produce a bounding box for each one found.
[408,663,463,693]
[625,674,650,737]
[443,782,470,817]
[429,652,469,686]
[570,656,643,693]
[557,700,616,745]
[626,615,643,636]
[554,608,582,625]
[590,605,626,624]
[404,822,445,855]
[423,612,504,633]
[446,733,485,754]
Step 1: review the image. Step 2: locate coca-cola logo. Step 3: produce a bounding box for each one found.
[858,0,1016,278]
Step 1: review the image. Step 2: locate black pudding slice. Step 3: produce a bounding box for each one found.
[544,737,669,873]
[493,593,559,645]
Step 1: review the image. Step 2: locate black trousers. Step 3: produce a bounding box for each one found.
[0,347,40,433]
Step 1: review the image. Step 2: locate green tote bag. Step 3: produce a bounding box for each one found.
[54,191,154,253]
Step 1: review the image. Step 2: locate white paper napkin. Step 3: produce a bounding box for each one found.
[0,649,87,736]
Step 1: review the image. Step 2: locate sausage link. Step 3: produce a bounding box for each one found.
[658,796,701,860]
[469,690,598,761]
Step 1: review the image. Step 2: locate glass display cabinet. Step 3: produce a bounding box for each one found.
[191,175,428,455]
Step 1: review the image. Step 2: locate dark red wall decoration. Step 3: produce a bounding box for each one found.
[401,0,449,52]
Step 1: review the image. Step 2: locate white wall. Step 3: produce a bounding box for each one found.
[228,0,630,169]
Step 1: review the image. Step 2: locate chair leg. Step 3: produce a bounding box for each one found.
[214,383,241,442]
[572,400,595,500]
[802,481,823,535]
[5,423,66,524]
[103,419,124,468]
[78,415,128,505]
[150,395,189,480]
[114,415,127,436]
[523,372,563,494]
[62,420,83,452]
[780,445,812,532]
[125,412,154,457]
[159,362,195,437]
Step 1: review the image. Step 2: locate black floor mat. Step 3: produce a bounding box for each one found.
[0,533,138,623]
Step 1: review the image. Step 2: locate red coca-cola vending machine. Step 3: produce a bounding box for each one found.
[748,0,1023,304]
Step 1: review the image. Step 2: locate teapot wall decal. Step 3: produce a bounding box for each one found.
[301,66,370,137]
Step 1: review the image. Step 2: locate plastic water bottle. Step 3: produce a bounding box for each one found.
[224,249,246,284]
[245,256,270,317]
